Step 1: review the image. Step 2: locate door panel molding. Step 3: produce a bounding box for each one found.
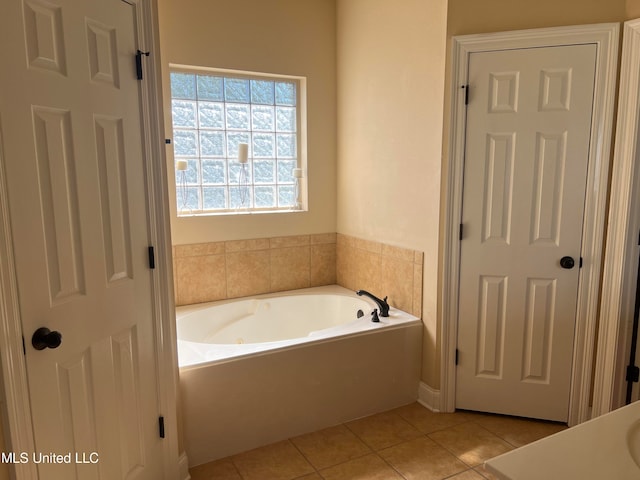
[595,18,640,414]
[442,23,619,426]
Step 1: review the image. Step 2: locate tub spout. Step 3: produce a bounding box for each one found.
[356,290,390,317]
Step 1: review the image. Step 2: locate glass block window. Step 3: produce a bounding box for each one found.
[170,69,304,215]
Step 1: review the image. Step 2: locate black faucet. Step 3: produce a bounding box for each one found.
[356,290,390,317]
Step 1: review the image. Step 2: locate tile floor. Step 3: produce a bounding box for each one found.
[189,402,567,480]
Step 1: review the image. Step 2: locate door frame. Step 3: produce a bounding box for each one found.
[441,23,619,426]
[0,1,180,478]
[593,18,640,415]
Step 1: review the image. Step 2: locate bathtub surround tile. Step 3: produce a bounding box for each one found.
[335,242,356,290]
[310,243,336,286]
[291,424,371,470]
[270,246,310,292]
[334,234,423,319]
[352,247,384,296]
[336,233,356,249]
[428,422,513,467]
[225,238,271,253]
[176,254,227,305]
[354,236,383,254]
[231,440,314,480]
[382,243,415,263]
[175,241,225,257]
[346,411,423,451]
[318,453,404,480]
[381,255,414,314]
[270,235,310,248]
[172,233,423,316]
[226,250,271,298]
[413,263,423,317]
[310,232,336,245]
[378,436,469,480]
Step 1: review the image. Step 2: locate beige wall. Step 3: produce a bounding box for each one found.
[628,0,640,18]
[336,0,448,388]
[158,0,337,245]
[447,0,625,36]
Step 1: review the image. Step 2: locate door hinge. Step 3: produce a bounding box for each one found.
[148,246,156,269]
[455,348,459,366]
[463,85,470,105]
[22,336,26,355]
[579,257,583,268]
[159,416,165,438]
[626,365,639,383]
[135,50,150,80]
[459,224,463,241]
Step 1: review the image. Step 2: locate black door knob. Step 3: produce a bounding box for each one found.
[560,256,575,269]
[32,327,62,350]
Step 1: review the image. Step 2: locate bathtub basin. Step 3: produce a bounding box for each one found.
[177,284,418,368]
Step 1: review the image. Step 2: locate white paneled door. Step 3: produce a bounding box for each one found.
[0,0,164,478]
[456,45,597,422]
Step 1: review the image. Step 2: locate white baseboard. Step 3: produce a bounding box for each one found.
[179,452,190,480]
[418,382,441,412]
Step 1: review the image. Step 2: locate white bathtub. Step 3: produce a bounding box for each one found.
[177,285,418,367]
[178,285,423,466]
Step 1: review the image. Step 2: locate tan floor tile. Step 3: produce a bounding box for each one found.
[474,465,502,480]
[379,436,468,480]
[291,424,371,470]
[346,411,423,450]
[428,422,513,467]
[319,453,404,480]
[232,440,314,480]
[472,414,567,448]
[189,459,241,480]
[446,469,486,479]
[393,403,479,434]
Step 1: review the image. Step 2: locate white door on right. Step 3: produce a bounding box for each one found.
[456,44,597,422]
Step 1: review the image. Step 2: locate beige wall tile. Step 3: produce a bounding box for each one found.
[271,246,310,292]
[311,244,336,286]
[353,237,382,254]
[270,235,310,249]
[310,232,337,245]
[353,248,383,295]
[381,244,414,262]
[172,233,424,314]
[225,238,270,253]
[175,242,225,258]
[380,256,414,313]
[176,255,226,306]
[336,233,355,248]
[336,243,355,290]
[226,250,270,298]
[413,264,423,318]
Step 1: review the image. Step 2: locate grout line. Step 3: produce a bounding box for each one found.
[287,438,321,477]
